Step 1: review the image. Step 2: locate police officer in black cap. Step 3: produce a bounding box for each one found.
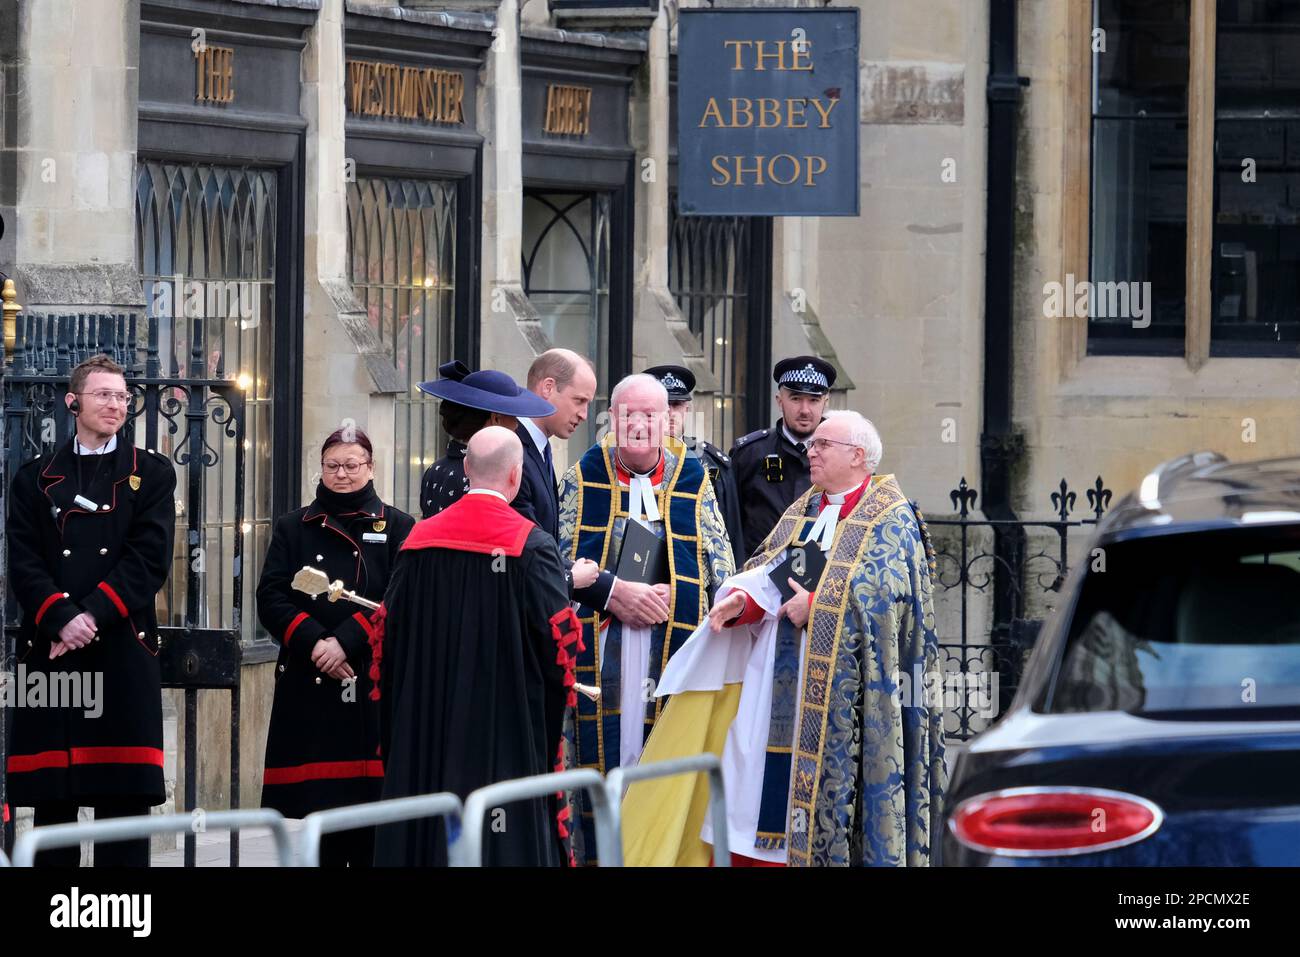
[643,364,745,566]
[729,355,836,556]
[417,360,555,519]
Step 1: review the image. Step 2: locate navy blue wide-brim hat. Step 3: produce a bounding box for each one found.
[417,361,555,418]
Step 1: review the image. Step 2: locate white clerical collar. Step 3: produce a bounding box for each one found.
[823,477,868,504]
[806,479,867,551]
[616,453,663,524]
[519,417,549,456]
[782,424,813,449]
[615,451,662,482]
[75,435,118,456]
[466,488,508,504]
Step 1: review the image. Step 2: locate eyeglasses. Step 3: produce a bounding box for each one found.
[322,460,372,474]
[808,438,858,453]
[79,390,131,406]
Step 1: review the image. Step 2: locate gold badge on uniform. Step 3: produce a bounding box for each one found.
[129,475,142,491]
[373,520,386,532]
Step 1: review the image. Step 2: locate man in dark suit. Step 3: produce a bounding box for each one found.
[416,360,550,519]
[514,348,614,606]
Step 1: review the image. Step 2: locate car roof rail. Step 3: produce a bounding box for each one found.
[1137,450,1228,509]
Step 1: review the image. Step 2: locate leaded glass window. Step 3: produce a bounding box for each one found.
[668,197,754,449]
[135,161,277,640]
[347,176,457,516]
[522,191,611,449]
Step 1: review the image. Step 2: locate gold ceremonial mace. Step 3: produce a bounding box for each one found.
[291,566,600,702]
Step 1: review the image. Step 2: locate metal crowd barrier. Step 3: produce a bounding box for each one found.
[451,768,616,867]
[605,754,731,867]
[297,792,464,867]
[7,756,733,868]
[10,809,294,867]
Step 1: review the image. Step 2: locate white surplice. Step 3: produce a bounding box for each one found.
[655,561,802,864]
[600,464,665,770]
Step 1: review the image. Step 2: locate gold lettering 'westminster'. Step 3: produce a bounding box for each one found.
[346,60,466,125]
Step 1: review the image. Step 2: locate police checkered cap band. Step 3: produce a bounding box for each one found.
[779,363,828,390]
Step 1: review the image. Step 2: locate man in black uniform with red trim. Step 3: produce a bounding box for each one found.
[728,355,836,558]
[6,354,177,866]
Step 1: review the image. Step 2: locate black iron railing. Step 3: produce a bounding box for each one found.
[3,311,246,865]
[928,475,1112,741]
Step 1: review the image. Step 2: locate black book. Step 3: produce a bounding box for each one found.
[614,518,669,585]
[769,540,828,602]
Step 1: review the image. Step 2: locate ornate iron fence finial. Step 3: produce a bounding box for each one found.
[950,477,977,518]
[1087,476,1113,521]
[1051,478,1076,522]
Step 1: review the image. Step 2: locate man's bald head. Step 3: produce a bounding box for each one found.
[465,426,524,501]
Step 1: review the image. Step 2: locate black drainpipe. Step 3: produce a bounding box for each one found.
[982,0,1030,711]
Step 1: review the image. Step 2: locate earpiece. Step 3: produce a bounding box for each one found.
[69,398,80,415]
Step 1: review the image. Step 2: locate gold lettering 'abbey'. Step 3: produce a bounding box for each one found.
[544,85,593,137]
[346,60,465,125]
[698,96,839,129]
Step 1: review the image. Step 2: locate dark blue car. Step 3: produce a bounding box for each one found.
[943,452,1300,866]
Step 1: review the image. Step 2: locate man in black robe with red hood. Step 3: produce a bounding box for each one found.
[373,426,588,866]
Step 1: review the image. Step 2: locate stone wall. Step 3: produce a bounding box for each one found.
[1013,0,1300,514]
[11,0,142,312]
[778,0,988,514]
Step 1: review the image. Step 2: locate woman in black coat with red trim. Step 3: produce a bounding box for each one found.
[256,427,415,867]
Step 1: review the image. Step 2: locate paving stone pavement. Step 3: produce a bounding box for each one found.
[151,819,303,867]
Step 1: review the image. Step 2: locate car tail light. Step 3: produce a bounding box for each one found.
[949,787,1164,857]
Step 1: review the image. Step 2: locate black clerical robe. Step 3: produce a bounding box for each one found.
[373,490,582,867]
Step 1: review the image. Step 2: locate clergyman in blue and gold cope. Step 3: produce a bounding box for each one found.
[557,374,734,865]
[620,410,946,867]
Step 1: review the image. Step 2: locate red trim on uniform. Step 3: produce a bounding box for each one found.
[366,605,387,703]
[7,750,69,773]
[549,607,584,710]
[402,493,533,557]
[34,592,65,626]
[71,746,164,767]
[284,611,310,647]
[262,759,385,786]
[549,606,584,866]
[97,581,129,617]
[7,746,164,773]
[351,611,375,642]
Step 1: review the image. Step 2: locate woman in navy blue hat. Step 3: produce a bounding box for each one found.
[416,363,601,594]
[417,361,555,519]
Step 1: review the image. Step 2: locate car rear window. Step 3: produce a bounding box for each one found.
[1046,526,1300,717]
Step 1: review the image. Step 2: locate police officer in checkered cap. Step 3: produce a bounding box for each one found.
[728,355,836,557]
[644,364,745,565]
